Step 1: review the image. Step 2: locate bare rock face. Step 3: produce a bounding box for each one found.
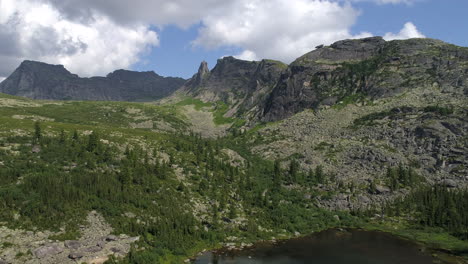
[0,211,139,264]
[33,244,64,259]
[0,61,186,101]
[262,37,468,121]
[180,57,287,120]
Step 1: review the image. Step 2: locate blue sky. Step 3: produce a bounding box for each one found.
[133,0,468,79]
[1,0,467,80]
[351,1,468,46]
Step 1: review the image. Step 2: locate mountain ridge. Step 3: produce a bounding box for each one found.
[0,60,186,101]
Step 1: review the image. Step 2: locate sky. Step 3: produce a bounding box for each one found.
[0,0,467,81]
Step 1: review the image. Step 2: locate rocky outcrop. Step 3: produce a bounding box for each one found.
[252,84,468,210]
[34,245,64,259]
[262,37,468,121]
[0,61,186,101]
[0,211,139,264]
[180,57,287,120]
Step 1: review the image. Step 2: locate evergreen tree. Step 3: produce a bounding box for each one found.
[315,165,325,184]
[33,121,42,144]
[273,160,282,190]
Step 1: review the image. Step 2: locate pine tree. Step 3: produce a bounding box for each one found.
[273,160,282,190]
[289,159,299,184]
[33,121,42,144]
[315,165,325,184]
[307,168,315,186]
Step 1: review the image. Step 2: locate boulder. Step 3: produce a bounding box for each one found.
[105,235,118,241]
[375,185,391,194]
[68,252,84,260]
[34,244,64,259]
[110,247,122,253]
[32,145,41,153]
[97,241,106,248]
[64,240,81,250]
[440,179,457,188]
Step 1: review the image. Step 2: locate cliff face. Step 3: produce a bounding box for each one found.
[0,61,186,101]
[180,57,286,119]
[262,37,468,121]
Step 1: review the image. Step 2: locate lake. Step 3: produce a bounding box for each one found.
[194,229,437,264]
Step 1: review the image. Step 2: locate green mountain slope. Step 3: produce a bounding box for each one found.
[0,37,467,264]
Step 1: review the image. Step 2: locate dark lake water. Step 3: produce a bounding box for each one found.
[194,229,437,264]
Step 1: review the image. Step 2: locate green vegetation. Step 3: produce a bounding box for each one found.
[353,105,456,128]
[385,165,425,191]
[332,93,366,110]
[0,121,355,263]
[355,178,468,257]
[174,97,211,110]
[170,97,243,126]
[423,105,454,116]
[0,93,466,263]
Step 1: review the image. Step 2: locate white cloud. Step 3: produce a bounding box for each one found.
[383,22,425,40]
[0,77,5,83]
[0,0,158,78]
[42,0,230,29]
[193,0,373,63]
[0,0,427,80]
[234,50,259,61]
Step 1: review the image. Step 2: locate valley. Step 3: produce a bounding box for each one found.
[0,37,467,264]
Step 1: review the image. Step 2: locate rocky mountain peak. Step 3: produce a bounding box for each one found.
[330,36,385,50]
[0,61,185,101]
[106,69,161,80]
[17,60,75,78]
[263,37,468,121]
[194,61,210,85]
[198,61,209,76]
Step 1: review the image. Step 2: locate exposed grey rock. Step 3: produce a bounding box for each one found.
[68,252,84,259]
[31,145,41,153]
[34,244,64,258]
[0,60,185,101]
[263,38,468,121]
[440,179,457,188]
[105,235,118,241]
[97,241,106,248]
[374,185,390,195]
[64,240,81,250]
[180,56,286,121]
[110,247,122,253]
[83,246,102,253]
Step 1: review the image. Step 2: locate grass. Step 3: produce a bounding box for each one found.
[213,102,237,125]
[332,93,366,110]
[49,230,81,241]
[361,220,468,255]
[175,97,212,111]
[0,94,189,136]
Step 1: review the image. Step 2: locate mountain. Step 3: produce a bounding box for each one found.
[0,37,467,263]
[0,60,186,101]
[179,56,286,120]
[177,37,468,210]
[180,37,467,125]
[262,37,468,121]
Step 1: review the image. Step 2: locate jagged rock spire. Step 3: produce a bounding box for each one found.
[194,61,209,84]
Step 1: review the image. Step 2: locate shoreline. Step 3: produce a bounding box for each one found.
[188,225,468,264]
